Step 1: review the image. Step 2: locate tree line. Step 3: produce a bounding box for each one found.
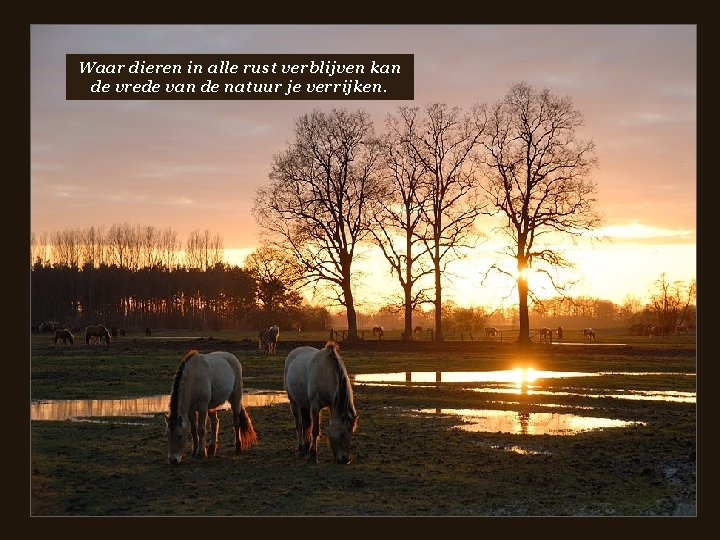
[30,240,331,333]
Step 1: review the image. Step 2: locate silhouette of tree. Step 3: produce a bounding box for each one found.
[253,108,384,340]
[478,82,601,344]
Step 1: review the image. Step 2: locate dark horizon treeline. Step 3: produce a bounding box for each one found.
[31,225,696,336]
[30,262,331,333]
[31,259,697,336]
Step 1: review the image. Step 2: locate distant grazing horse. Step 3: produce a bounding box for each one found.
[556,326,564,341]
[372,326,384,340]
[267,325,280,354]
[284,342,359,464]
[258,326,278,354]
[85,324,111,346]
[164,350,258,465]
[484,327,498,340]
[54,328,75,345]
[583,328,596,342]
[539,327,553,343]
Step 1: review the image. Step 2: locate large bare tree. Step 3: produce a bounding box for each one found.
[252,108,383,340]
[401,103,487,341]
[370,109,435,340]
[478,82,601,344]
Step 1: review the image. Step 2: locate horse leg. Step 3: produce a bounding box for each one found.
[231,403,242,454]
[307,406,321,464]
[188,410,199,457]
[207,410,219,457]
[301,408,312,457]
[290,402,307,457]
[196,408,209,459]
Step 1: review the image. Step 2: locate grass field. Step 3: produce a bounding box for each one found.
[29,328,697,517]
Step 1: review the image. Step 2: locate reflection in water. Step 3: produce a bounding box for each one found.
[354,370,696,404]
[418,408,645,436]
[469,387,696,404]
[31,391,289,421]
[356,369,595,384]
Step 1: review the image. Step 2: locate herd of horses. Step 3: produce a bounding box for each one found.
[164,341,358,466]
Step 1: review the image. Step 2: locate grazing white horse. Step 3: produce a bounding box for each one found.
[164,350,257,464]
[484,327,498,340]
[284,342,358,464]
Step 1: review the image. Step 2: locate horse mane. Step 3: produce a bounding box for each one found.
[168,350,199,430]
[324,341,356,422]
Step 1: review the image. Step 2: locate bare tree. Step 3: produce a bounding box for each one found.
[185,229,224,271]
[253,108,383,340]
[370,108,435,340]
[402,103,487,341]
[106,223,135,269]
[478,82,601,344]
[80,226,106,268]
[51,227,82,268]
[648,274,696,335]
[159,227,181,269]
[30,231,49,267]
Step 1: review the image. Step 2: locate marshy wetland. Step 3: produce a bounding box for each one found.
[30,328,696,516]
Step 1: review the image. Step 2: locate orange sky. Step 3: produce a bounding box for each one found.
[30,25,696,308]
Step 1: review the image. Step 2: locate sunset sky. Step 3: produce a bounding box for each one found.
[30,24,696,309]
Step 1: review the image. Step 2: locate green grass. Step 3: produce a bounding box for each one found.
[30,331,696,516]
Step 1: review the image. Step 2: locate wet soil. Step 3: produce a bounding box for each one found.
[30,334,697,517]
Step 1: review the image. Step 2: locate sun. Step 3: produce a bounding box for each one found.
[511,367,538,386]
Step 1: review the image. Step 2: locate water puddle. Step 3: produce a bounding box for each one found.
[30,391,288,421]
[31,368,694,440]
[416,407,645,436]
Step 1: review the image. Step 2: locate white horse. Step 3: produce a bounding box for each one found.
[583,328,596,342]
[284,342,358,464]
[484,327,498,340]
[164,350,258,464]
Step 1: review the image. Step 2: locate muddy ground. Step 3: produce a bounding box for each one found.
[29,334,697,519]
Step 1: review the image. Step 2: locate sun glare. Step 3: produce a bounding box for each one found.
[512,367,538,386]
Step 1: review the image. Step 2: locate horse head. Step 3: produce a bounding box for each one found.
[164,412,190,465]
[329,411,359,464]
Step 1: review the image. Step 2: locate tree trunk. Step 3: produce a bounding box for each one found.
[517,273,531,344]
[343,278,359,341]
[434,257,443,341]
[403,283,413,341]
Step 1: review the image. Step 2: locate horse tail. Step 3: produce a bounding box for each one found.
[238,407,258,449]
